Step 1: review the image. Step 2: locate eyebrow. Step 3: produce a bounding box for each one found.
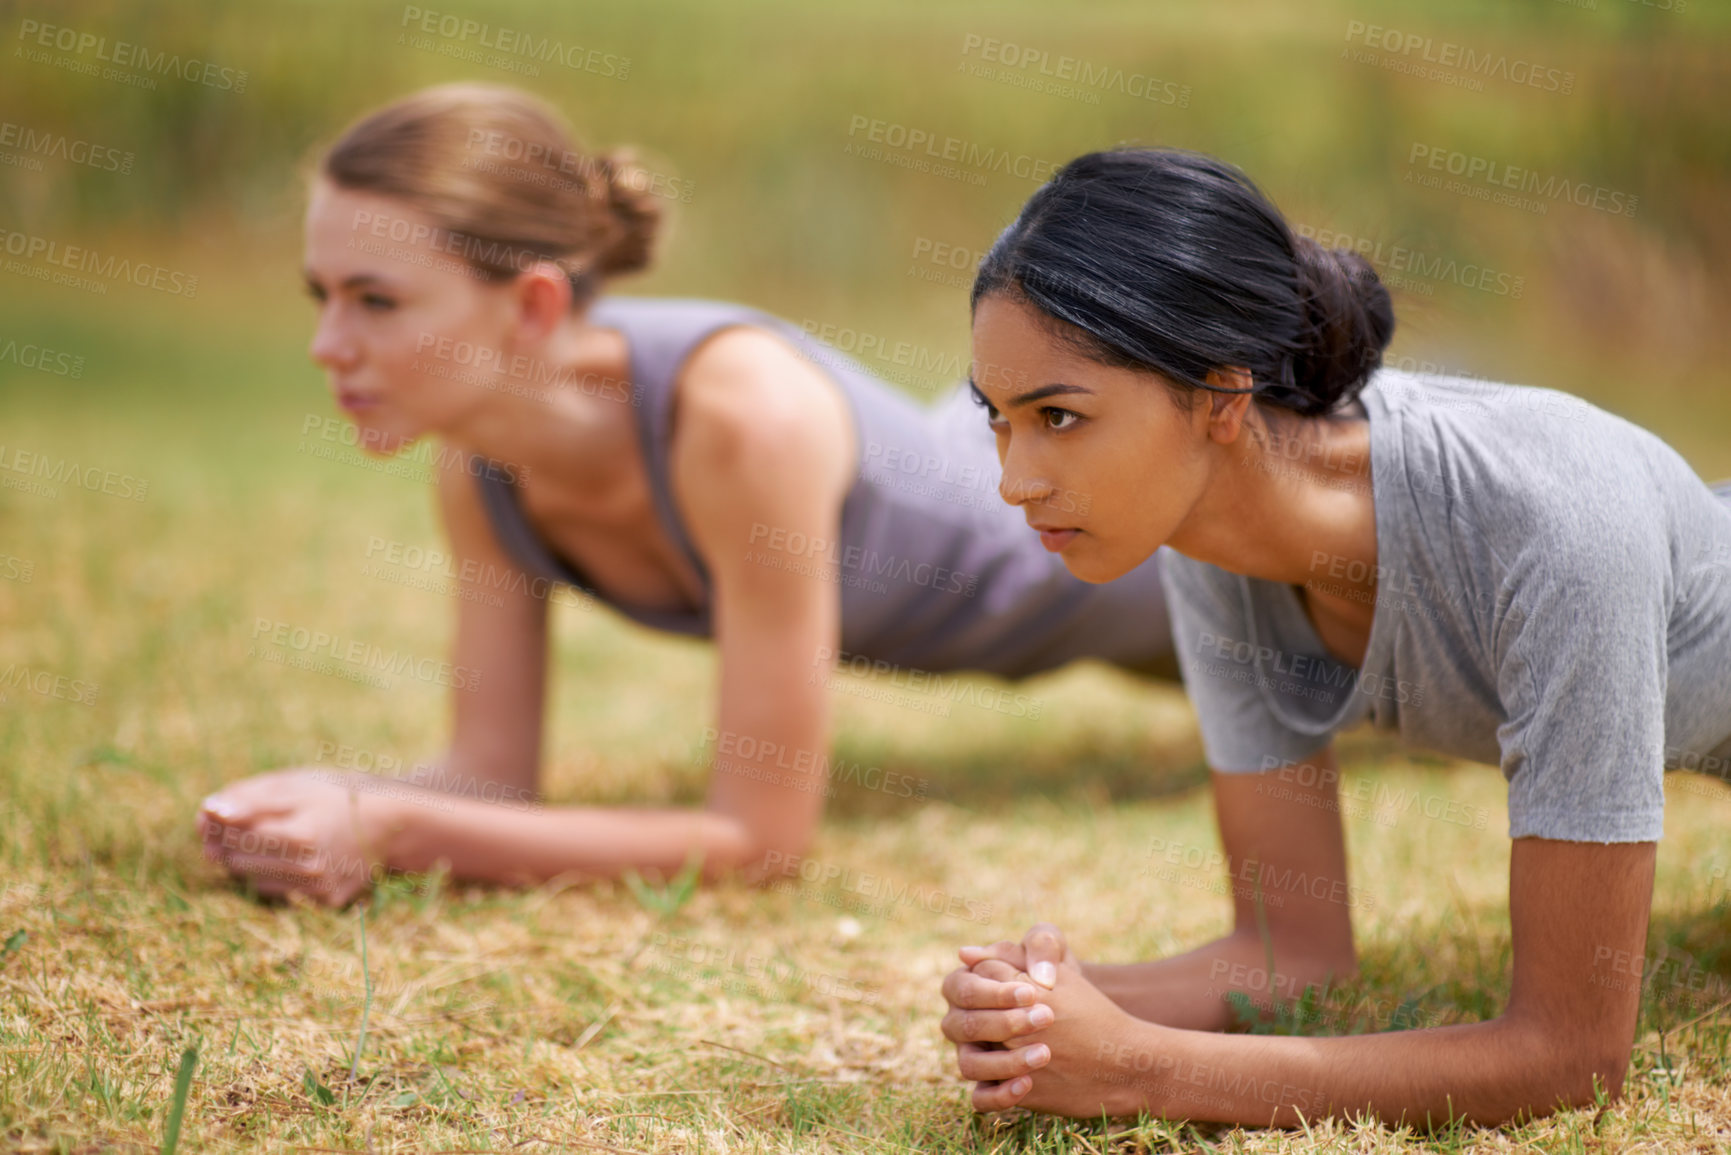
[969,380,1094,409]
[302,269,394,291]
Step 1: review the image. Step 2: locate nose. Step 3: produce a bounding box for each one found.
[998,443,1056,508]
[308,306,358,371]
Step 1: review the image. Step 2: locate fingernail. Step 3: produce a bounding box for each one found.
[201,795,240,820]
[1014,985,1035,1006]
[1032,961,1057,988]
[1027,1045,1051,1067]
[1010,1077,1031,1095]
[1029,1004,1055,1028]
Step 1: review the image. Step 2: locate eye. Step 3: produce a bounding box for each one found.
[968,386,1004,427]
[360,293,397,312]
[1042,407,1080,432]
[303,282,327,304]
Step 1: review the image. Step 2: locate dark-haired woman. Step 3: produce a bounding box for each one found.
[195,85,1180,905]
[939,147,1731,1127]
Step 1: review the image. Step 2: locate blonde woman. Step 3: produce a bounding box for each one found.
[198,85,1180,904]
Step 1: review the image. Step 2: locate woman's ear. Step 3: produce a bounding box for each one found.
[511,259,575,343]
[1203,366,1256,444]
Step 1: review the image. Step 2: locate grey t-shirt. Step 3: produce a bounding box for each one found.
[1163,369,1731,842]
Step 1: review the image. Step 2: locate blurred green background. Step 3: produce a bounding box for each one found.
[4,0,1729,439]
[5,0,1730,436]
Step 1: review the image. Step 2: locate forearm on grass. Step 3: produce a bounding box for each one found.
[1085,928,1357,1032]
[1101,1010,1623,1128]
[369,788,764,886]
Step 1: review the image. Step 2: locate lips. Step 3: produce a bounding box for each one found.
[1033,526,1080,553]
[336,389,379,414]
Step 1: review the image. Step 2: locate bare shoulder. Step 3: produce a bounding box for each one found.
[672,324,856,484]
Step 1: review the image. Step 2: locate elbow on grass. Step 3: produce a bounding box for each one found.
[1473,1025,1633,1126]
[1553,1045,1631,1111]
[728,831,816,888]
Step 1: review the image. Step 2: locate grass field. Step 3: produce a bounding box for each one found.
[4,292,1731,1153]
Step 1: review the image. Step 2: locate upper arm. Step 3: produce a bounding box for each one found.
[1163,552,1364,964]
[436,456,550,788]
[672,326,857,648]
[1505,836,1655,1098]
[1163,555,1352,772]
[1496,524,1671,842]
[667,327,857,857]
[1211,745,1358,970]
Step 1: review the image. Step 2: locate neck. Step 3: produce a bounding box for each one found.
[1168,404,1379,595]
[434,311,636,495]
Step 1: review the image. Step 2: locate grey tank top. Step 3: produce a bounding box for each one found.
[472,296,1173,679]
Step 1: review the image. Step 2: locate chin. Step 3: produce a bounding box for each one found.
[355,425,419,457]
[1057,544,1134,585]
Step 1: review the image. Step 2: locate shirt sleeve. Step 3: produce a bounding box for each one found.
[1496,525,1670,842]
[1161,554,1345,773]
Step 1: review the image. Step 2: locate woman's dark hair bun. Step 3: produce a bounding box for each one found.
[1277,234,1395,415]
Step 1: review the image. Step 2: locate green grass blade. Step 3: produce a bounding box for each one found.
[160,1046,198,1155]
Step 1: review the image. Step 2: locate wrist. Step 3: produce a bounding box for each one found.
[1225,927,1357,987]
[357,784,415,871]
[1093,1016,1176,1117]
[1080,960,1121,1000]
